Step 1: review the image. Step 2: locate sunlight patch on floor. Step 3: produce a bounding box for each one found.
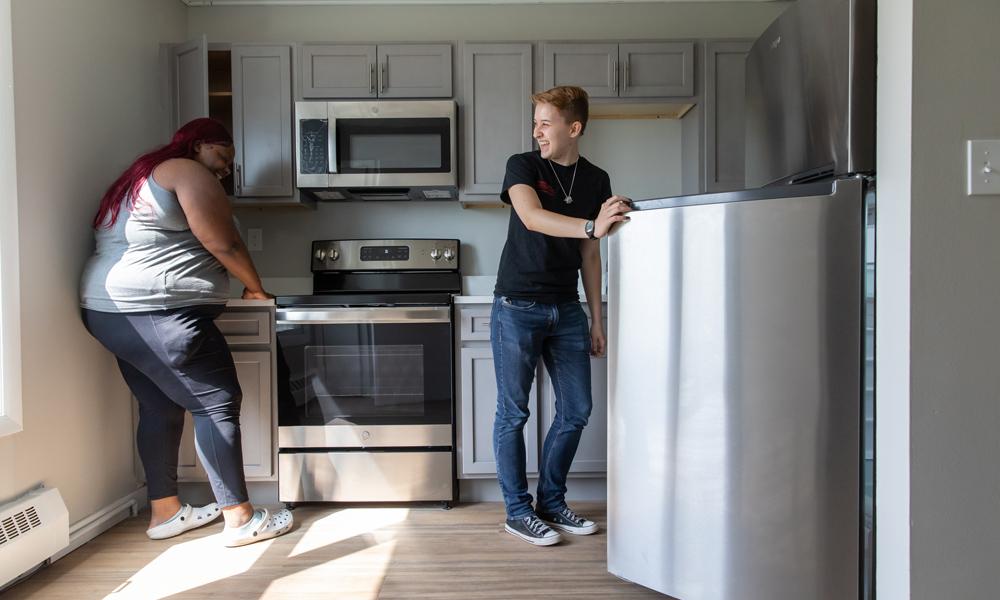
[105,532,274,599]
[289,508,409,558]
[263,538,399,600]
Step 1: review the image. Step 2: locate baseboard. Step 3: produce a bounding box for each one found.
[51,486,147,562]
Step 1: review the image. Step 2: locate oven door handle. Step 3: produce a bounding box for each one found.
[276,306,451,325]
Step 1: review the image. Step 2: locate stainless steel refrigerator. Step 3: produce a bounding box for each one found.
[606,1,875,599]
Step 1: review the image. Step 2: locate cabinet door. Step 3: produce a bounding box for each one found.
[231,45,293,197]
[300,44,377,98]
[461,43,533,199]
[543,43,619,98]
[538,315,608,474]
[377,44,452,98]
[704,41,753,192]
[459,346,539,477]
[619,42,695,98]
[232,351,273,478]
[171,35,208,132]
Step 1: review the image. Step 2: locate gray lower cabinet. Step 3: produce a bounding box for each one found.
[232,45,293,197]
[543,41,694,99]
[459,345,540,477]
[456,303,608,479]
[300,43,451,99]
[461,43,533,203]
[132,307,277,484]
[538,312,608,474]
[703,40,753,192]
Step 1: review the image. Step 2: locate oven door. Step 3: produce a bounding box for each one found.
[275,306,453,449]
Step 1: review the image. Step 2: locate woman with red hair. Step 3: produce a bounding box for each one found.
[79,118,292,547]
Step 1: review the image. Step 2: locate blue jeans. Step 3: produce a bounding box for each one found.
[491,295,592,519]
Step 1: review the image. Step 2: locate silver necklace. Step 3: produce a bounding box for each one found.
[547,158,578,204]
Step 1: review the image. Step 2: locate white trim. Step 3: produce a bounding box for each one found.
[50,487,146,562]
[0,0,22,438]
[876,0,912,598]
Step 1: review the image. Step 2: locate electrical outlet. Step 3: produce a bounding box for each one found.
[967,140,1000,195]
[247,228,263,252]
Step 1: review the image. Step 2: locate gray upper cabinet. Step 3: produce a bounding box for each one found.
[232,45,293,197]
[300,44,377,98]
[544,41,694,99]
[171,35,208,131]
[543,43,618,98]
[300,43,451,99]
[461,43,533,201]
[620,42,694,97]
[378,44,452,98]
[704,40,753,193]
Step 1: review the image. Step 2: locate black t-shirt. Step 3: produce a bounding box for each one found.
[494,150,612,304]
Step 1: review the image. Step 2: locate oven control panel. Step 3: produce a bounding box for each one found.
[312,239,460,271]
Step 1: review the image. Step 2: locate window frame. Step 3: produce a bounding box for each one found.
[0,0,22,438]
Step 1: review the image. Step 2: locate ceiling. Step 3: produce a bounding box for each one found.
[181,0,773,5]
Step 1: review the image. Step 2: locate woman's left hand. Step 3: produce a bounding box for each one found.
[242,288,274,300]
[590,322,606,358]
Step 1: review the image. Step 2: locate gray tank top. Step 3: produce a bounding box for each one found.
[79,173,230,312]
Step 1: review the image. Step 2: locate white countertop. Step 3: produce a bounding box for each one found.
[225,298,274,307]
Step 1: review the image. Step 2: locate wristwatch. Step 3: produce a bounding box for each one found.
[584,219,597,239]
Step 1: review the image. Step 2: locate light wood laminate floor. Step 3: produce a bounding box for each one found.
[4,502,667,600]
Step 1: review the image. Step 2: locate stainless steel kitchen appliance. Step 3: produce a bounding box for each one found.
[295,100,458,201]
[276,239,460,506]
[606,0,876,598]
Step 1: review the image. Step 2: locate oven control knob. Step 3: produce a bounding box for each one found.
[314,248,326,261]
[443,248,455,262]
[361,430,371,441]
[330,248,340,261]
[430,248,441,261]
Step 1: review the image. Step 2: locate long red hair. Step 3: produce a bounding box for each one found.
[93,118,233,229]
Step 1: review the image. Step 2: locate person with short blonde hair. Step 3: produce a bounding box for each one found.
[491,86,632,546]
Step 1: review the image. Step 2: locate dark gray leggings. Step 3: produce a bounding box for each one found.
[82,305,249,507]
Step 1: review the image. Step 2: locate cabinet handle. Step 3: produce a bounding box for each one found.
[369,63,375,95]
[608,58,615,93]
[235,163,242,196]
[613,60,619,94]
[623,61,630,94]
[380,62,387,94]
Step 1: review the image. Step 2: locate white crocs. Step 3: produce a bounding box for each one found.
[223,507,293,547]
[146,503,222,540]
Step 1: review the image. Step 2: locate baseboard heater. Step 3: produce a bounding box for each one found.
[0,487,69,589]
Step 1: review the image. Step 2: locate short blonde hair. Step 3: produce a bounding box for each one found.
[531,86,590,135]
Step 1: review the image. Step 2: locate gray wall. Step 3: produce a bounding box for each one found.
[0,0,186,523]
[909,0,1000,597]
[879,1,1000,598]
[188,2,789,281]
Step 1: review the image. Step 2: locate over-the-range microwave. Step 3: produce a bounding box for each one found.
[295,100,458,201]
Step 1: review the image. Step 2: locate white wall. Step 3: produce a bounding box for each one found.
[878,0,1000,598]
[0,0,186,524]
[188,2,787,281]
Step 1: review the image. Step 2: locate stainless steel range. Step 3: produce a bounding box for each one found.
[275,239,460,508]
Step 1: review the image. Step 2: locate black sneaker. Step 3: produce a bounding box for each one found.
[537,507,598,535]
[504,514,562,546]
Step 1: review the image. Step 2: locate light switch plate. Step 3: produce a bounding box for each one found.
[967,140,1000,195]
[247,228,263,252]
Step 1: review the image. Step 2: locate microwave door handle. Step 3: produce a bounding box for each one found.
[327,116,338,174]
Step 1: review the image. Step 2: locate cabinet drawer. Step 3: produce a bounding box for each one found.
[459,306,492,341]
[216,310,271,345]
